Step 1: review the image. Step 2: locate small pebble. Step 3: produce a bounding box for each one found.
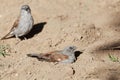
[15,73,18,76]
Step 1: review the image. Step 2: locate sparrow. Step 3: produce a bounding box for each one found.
[1,5,34,40]
[27,46,77,64]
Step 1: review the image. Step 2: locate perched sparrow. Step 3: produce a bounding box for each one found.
[1,5,34,40]
[27,46,77,64]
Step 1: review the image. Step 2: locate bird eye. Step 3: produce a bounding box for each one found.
[25,7,28,10]
[69,47,73,50]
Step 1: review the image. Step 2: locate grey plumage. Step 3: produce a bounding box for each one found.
[27,46,77,64]
[1,5,34,40]
[60,46,77,63]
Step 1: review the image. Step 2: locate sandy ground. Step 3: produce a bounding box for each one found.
[0,0,120,80]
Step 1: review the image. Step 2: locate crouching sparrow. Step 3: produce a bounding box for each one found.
[1,5,34,40]
[27,46,77,64]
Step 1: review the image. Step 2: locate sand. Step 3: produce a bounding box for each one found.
[0,0,120,80]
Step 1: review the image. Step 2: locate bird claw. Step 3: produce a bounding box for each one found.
[15,38,21,45]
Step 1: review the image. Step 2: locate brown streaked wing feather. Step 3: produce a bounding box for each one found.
[50,53,68,62]
[40,51,60,62]
[10,17,19,31]
[27,51,69,62]
[0,17,19,40]
[42,52,68,62]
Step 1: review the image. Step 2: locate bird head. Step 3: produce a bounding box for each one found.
[63,46,77,55]
[21,5,31,13]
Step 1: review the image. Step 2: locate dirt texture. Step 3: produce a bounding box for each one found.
[0,0,120,80]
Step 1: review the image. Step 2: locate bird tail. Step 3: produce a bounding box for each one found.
[27,53,42,58]
[27,53,50,62]
[1,32,12,40]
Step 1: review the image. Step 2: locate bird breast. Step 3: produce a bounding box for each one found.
[14,12,33,36]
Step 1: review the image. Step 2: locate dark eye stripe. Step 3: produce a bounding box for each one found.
[69,47,73,49]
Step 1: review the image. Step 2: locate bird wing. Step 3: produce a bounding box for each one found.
[10,17,19,31]
[1,17,19,40]
[38,51,68,62]
[27,51,68,62]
